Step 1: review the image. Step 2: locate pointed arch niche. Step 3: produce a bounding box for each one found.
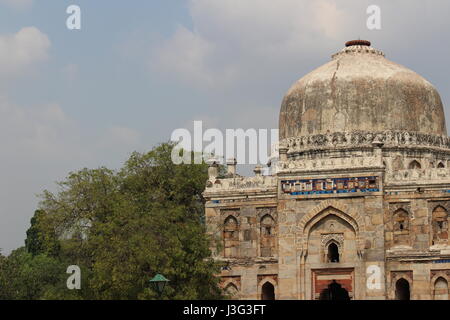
[298,201,364,256]
[223,215,239,258]
[221,277,241,299]
[257,276,278,301]
[260,214,276,257]
[431,206,448,246]
[297,201,364,300]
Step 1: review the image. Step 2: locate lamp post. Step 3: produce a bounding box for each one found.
[149,274,170,297]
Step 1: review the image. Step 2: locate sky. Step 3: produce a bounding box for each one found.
[0,0,450,254]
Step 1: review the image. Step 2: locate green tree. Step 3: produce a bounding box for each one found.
[0,247,79,300]
[25,210,60,257]
[36,143,223,300]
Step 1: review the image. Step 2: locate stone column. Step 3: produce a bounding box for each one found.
[227,158,237,176]
[372,137,384,167]
[208,161,219,182]
[279,146,288,162]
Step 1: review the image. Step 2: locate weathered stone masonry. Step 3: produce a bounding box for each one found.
[203,40,450,300]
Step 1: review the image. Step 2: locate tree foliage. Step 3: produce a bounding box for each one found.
[25,210,60,257]
[0,143,223,300]
[0,247,81,300]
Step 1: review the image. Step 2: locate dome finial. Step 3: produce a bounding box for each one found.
[345,40,371,47]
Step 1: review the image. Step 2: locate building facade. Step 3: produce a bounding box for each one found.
[203,40,450,300]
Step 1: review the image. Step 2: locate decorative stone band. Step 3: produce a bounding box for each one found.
[276,155,381,173]
[281,131,450,155]
[204,175,277,191]
[386,168,450,183]
[281,176,380,196]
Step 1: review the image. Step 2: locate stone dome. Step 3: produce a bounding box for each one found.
[279,40,447,140]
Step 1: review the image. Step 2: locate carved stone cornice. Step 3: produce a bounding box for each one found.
[281,131,450,155]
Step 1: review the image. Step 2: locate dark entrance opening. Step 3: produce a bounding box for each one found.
[319,280,350,300]
[395,278,410,300]
[327,243,340,263]
[261,282,275,300]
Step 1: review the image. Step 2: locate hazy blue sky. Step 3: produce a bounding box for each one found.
[1,0,450,253]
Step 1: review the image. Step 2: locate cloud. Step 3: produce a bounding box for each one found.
[151,26,226,88]
[0,94,145,254]
[0,0,33,10]
[103,126,141,147]
[150,0,450,91]
[0,27,50,78]
[150,0,354,88]
[0,96,80,253]
[0,24,140,253]
[148,0,450,126]
[0,95,88,168]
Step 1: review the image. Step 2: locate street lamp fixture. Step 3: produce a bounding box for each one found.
[149,274,170,296]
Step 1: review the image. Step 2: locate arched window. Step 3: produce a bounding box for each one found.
[432,206,448,245]
[327,242,340,263]
[223,216,239,258]
[434,277,449,300]
[438,162,445,168]
[395,278,410,300]
[224,283,239,298]
[261,282,275,300]
[408,160,421,169]
[260,215,276,257]
[393,209,410,245]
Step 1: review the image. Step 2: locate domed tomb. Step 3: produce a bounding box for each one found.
[279,40,447,140]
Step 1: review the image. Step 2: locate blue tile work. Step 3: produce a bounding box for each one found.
[433,259,450,264]
[281,176,380,196]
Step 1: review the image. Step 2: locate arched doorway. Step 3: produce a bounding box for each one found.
[261,282,275,300]
[434,277,449,300]
[395,278,410,300]
[319,280,350,300]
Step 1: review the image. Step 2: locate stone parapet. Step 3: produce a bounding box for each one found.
[204,175,277,193]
